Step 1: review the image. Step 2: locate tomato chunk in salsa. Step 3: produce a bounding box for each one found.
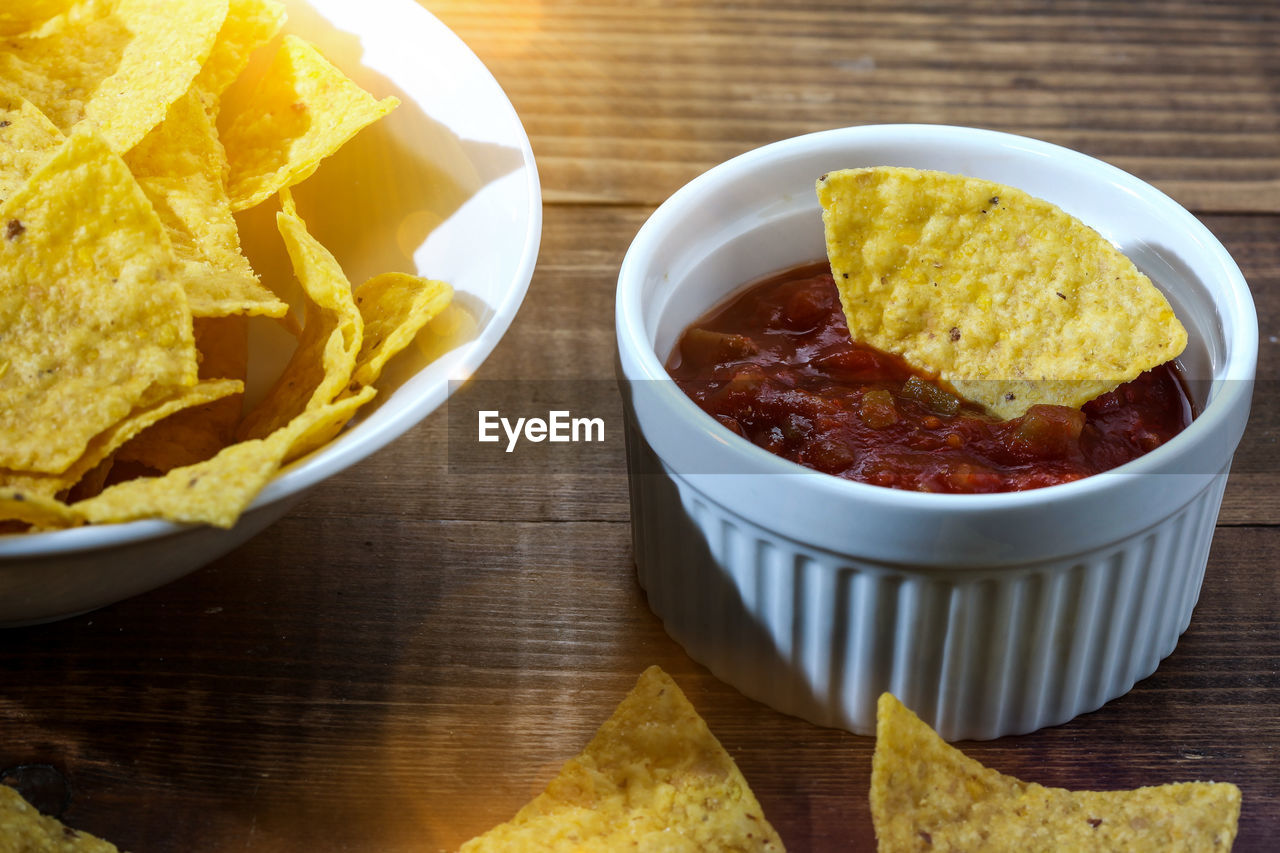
[667,262,1193,493]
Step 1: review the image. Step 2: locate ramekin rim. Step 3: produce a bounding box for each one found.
[615,123,1258,512]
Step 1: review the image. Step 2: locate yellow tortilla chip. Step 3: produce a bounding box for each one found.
[125,88,287,318]
[283,384,375,464]
[871,693,1241,852]
[351,272,453,388]
[0,92,64,203]
[235,189,362,441]
[1,379,241,500]
[0,128,196,474]
[0,0,229,152]
[194,0,288,110]
[282,272,450,464]
[0,783,119,850]
[220,34,398,210]
[0,1,76,37]
[0,488,81,529]
[74,387,372,528]
[0,8,128,136]
[115,317,248,472]
[461,666,785,852]
[817,167,1188,418]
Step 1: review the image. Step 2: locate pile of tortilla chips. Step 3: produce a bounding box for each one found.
[460,666,786,852]
[817,167,1188,419]
[871,693,1242,852]
[0,0,453,532]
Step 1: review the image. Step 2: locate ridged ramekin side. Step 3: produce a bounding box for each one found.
[628,420,1229,740]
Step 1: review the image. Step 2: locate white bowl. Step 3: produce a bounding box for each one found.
[0,0,541,626]
[615,124,1256,740]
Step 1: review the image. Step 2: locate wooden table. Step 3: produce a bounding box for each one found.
[3,2,1277,850]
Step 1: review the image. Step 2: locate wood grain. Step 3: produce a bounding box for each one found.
[428,0,1280,212]
[1,2,1278,851]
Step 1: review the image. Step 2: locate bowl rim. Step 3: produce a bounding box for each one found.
[616,123,1258,512]
[0,3,543,559]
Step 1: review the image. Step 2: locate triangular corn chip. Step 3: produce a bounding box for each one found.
[0,0,229,152]
[0,488,81,529]
[351,272,453,389]
[0,1,76,37]
[220,34,398,210]
[818,167,1187,418]
[236,189,362,440]
[114,317,248,472]
[74,387,372,529]
[871,693,1241,852]
[125,88,287,318]
[194,0,288,111]
[0,92,65,202]
[0,128,196,474]
[460,666,786,852]
[1,379,241,501]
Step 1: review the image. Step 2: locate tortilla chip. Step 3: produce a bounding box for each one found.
[115,317,248,472]
[220,34,398,210]
[0,488,81,529]
[0,1,77,37]
[281,272,451,462]
[125,87,287,318]
[194,0,288,110]
[0,16,124,140]
[871,693,1241,852]
[235,189,362,441]
[817,167,1188,418]
[74,387,372,528]
[351,272,453,388]
[0,0,229,152]
[1,379,242,500]
[283,384,375,463]
[460,666,785,852]
[0,92,64,202]
[0,784,119,850]
[0,128,196,474]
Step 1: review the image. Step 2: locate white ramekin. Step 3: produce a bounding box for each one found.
[614,124,1257,740]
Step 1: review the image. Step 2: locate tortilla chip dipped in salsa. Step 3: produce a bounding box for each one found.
[460,666,785,852]
[817,167,1188,420]
[871,693,1241,852]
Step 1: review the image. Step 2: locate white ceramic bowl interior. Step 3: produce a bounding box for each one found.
[616,124,1256,739]
[0,0,542,626]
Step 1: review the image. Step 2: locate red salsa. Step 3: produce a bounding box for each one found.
[667,262,1194,493]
